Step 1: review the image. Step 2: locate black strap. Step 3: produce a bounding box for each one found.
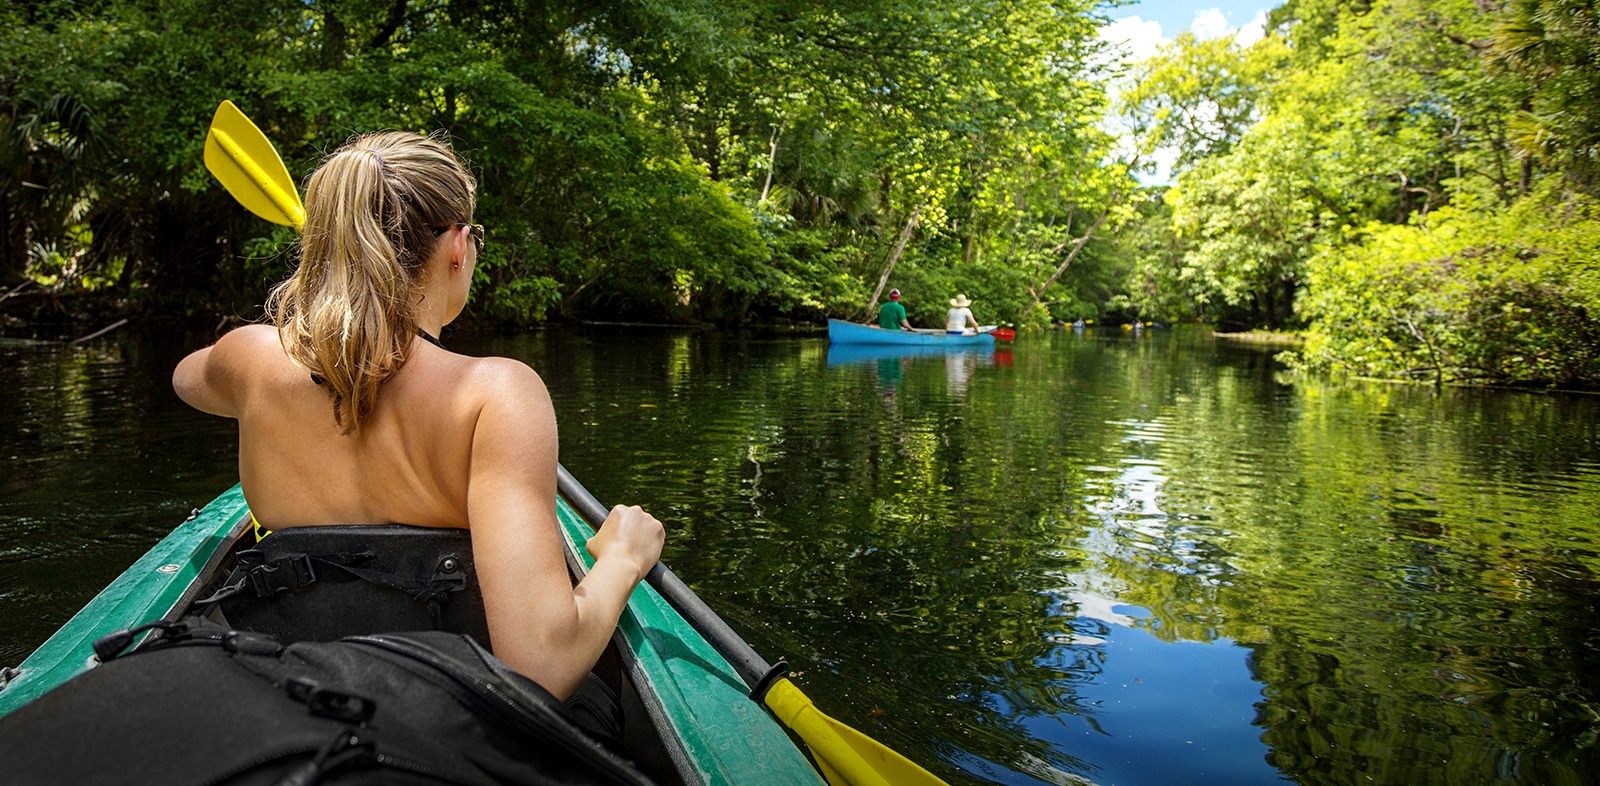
[214,550,467,630]
[272,726,373,786]
[313,328,443,385]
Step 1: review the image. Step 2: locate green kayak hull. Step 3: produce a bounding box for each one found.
[0,485,824,786]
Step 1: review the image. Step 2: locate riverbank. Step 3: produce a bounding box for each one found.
[1212,330,1306,346]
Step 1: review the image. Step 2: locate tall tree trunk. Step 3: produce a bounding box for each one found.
[1,189,22,283]
[369,0,409,49]
[1025,206,1109,317]
[757,123,782,207]
[321,9,347,69]
[702,113,721,181]
[862,205,921,319]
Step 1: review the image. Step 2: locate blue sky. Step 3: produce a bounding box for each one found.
[1107,0,1277,44]
[1100,0,1277,62]
[1096,0,1280,183]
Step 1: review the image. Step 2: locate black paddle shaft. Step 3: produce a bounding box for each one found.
[554,464,789,700]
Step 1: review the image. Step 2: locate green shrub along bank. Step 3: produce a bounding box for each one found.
[7,0,1600,386]
[1291,190,1600,386]
[1119,0,1600,385]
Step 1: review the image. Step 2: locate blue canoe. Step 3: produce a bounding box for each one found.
[828,319,996,347]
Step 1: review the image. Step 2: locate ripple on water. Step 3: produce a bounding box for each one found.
[10,329,1600,786]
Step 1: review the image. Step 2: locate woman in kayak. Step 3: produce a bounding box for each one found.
[945,294,979,335]
[171,131,663,701]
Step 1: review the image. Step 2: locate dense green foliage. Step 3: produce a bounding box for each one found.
[1120,0,1600,384]
[9,0,1600,383]
[2,0,1131,329]
[1296,188,1600,385]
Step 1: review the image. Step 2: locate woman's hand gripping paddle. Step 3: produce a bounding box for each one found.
[555,465,952,786]
[201,99,950,786]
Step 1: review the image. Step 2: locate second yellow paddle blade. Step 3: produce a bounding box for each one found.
[204,100,305,229]
[764,678,950,786]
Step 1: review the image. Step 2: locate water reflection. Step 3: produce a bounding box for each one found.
[4,327,1600,785]
[0,337,240,664]
[826,343,995,400]
[825,342,993,366]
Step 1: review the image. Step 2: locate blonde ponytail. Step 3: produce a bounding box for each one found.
[267,132,476,433]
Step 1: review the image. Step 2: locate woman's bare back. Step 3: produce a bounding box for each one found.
[218,324,486,529]
[176,321,664,698]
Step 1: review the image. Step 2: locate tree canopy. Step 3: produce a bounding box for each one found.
[5,0,1599,385]
[1,0,1125,329]
[1117,0,1600,385]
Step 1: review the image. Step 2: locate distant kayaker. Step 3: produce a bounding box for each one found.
[171,131,664,701]
[878,288,913,331]
[946,294,979,335]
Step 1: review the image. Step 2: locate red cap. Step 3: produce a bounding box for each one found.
[889,289,901,300]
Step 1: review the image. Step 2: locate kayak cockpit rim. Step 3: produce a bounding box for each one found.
[157,511,253,629]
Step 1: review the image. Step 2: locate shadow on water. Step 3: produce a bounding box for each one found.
[5,325,1600,785]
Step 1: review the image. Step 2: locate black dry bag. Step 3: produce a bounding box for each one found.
[0,620,655,786]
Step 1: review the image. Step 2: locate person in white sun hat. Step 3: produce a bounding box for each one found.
[945,294,979,335]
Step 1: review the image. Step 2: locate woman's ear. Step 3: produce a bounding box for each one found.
[449,225,469,271]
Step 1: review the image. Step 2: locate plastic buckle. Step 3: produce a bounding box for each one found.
[221,630,284,657]
[285,677,377,723]
[248,554,317,596]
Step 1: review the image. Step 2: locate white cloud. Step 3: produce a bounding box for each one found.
[1099,15,1169,63]
[1188,7,1268,44]
[1099,6,1272,186]
[1236,10,1268,46]
[1101,8,1267,63]
[1190,8,1230,39]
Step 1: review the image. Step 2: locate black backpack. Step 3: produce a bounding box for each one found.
[0,618,656,786]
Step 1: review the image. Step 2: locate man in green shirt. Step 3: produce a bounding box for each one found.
[878,289,912,330]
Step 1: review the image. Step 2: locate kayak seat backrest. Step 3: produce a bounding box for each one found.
[218,525,492,647]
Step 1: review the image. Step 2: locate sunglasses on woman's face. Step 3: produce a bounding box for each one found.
[434,222,485,253]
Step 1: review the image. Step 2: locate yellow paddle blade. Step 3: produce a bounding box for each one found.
[204,100,305,229]
[764,678,950,786]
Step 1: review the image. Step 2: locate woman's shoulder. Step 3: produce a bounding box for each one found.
[214,323,280,349]
[447,355,557,450]
[459,354,545,391]
[448,354,553,418]
[207,324,293,370]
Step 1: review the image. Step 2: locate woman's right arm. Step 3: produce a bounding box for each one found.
[172,325,275,417]
[464,359,664,700]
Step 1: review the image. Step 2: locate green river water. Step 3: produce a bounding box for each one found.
[3,325,1599,785]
